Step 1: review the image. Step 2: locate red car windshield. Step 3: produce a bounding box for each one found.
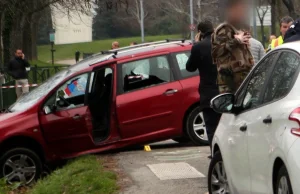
[8,69,74,112]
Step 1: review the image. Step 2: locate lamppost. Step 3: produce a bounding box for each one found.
[140,0,145,43]
[252,0,257,38]
[190,0,195,43]
[49,29,56,65]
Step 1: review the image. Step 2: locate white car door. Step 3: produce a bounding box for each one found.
[217,113,251,194]
[247,51,300,194]
[220,53,278,193]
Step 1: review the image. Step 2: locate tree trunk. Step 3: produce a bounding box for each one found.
[0,11,5,67]
[180,14,186,38]
[23,16,32,60]
[22,12,39,61]
[3,12,12,66]
[261,24,265,47]
[277,0,283,21]
[31,21,38,61]
[271,0,276,35]
[10,16,24,57]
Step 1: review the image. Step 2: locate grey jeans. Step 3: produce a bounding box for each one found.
[16,79,29,98]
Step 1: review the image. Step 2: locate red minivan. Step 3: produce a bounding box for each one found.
[0,40,208,184]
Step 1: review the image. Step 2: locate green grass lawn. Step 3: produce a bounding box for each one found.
[0,155,118,194]
[37,34,181,63]
[29,60,65,67]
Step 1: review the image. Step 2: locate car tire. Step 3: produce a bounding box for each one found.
[276,165,293,194]
[186,106,209,145]
[208,151,229,194]
[0,148,43,185]
[172,137,190,144]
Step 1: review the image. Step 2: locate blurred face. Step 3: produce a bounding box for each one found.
[15,50,23,58]
[195,33,200,42]
[112,42,119,49]
[280,22,293,37]
[227,2,249,27]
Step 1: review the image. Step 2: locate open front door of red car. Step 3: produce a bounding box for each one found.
[39,73,94,156]
[40,106,94,155]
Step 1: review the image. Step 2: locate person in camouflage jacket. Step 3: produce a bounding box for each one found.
[212,0,254,93]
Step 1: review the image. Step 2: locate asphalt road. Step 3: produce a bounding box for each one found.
[113,140,210,194]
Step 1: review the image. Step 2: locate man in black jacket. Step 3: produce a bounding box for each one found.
[186,20,221,153]
[8,49,30,98]
[284,18,300,43]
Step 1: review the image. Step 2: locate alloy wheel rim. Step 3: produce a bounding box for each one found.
[193,112,208,142]
[278,176,290,194]
[3,154,36,185]
[210,161,230,194]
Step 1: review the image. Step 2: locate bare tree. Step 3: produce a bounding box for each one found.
[198,0,222,26]
[120,0,150,26]
[256,0,270,46]
[0,0,96,65]
[268,0,276,35]
[153,0,199,38]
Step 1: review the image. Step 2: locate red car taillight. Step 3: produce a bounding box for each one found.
[289,108,300,136]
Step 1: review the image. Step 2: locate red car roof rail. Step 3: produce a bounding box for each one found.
[89,39,189,66]
[166,39,185,43]
[111,40,167,52]
[107,39,187,53]
[88,53,116,66]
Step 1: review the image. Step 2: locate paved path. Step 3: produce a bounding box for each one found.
[53,58,83,65]
[113,140,210,194]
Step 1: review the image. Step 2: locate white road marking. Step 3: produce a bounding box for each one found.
[147,162,205,180]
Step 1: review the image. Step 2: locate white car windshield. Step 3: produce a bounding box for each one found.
[9,69,74,112]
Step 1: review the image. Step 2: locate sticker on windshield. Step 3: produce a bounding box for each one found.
[64,76,87,97]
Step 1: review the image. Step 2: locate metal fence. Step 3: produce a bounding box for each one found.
[0,65,69,109]
[3,65,69,84]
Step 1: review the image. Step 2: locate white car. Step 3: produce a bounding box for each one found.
[208,41,300,194]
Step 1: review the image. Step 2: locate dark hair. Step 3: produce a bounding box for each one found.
[197,20,214,35]
[131,42,138,45]
[15,49,22,53]
[280,16,294,26]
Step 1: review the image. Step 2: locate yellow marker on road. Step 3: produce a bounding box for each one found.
[144,145,151,151]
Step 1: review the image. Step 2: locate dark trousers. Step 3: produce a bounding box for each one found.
[202,107,221,151]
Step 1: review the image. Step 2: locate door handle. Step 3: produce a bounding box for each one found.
[73,114,82,120]
[240,124,247,132]
[263,115,272,124]
[164,89,178,95]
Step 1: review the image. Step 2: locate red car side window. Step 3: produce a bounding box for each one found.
[122,56,171,93]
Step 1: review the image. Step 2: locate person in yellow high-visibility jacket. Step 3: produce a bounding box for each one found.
[266,35,277,52]
[271,16,294,49]
[271,35,284,49]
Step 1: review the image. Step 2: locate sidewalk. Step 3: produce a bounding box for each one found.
[55,58,83,65]
[113,140,210,194]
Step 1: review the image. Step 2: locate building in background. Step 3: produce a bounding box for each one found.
[51,5,93,45]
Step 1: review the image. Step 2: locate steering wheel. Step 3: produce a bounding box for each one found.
[58,96,70,106]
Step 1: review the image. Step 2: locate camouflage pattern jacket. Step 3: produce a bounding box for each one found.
[212,23,254,93]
